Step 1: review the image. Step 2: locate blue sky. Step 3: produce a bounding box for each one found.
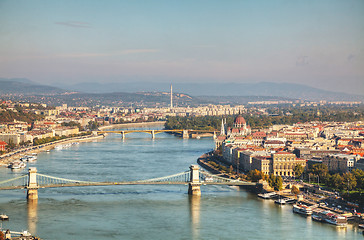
[0,0,363,94]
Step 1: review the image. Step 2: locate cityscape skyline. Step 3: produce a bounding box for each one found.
[0,0,363,95]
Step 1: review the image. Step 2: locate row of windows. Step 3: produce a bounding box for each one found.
[274,158,295,161]
[275,171,293,176]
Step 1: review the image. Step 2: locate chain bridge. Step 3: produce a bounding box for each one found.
[97,129,217,139]
[0,166,255,200]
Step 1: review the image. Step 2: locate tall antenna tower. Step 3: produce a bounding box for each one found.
[170,84,173,109]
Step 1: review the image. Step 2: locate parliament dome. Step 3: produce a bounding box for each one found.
[234,115,246,125]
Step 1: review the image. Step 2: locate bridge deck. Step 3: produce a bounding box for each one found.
[97,129,215,133]
[0,181,255,190]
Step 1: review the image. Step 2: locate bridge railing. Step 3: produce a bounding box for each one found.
[199,170,242,184]
[136,171,191,183]
[36,173,97,186]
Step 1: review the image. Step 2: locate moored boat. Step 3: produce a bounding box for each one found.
[275,198,286,205]
[292,204,312,216]
[318,211,347,226]
[10,161,26,169]
[26,155,37,162]
[258,192,277,199]
[312,214,323,222]
[0,214,9,220]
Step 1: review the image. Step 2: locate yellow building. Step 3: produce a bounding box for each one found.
[272,152,306,177]
[251,152,306,177]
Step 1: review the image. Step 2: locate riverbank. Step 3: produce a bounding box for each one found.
[0,121,166,167]
[197,151,364,225]
[0,134,104,167]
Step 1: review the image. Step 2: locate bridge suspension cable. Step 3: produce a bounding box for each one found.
[136,171,191,183]
[0,174,28,190]
[36,173,97,186]
[199,170,240,183]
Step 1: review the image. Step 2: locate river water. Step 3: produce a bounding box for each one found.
[0,126,362,239]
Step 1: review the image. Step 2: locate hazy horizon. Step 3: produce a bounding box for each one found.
[0,0,363,95]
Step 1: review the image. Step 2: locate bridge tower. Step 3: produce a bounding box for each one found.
[188,165,201,196]
[27,167,38,200]
[183,130,189,139]
[151,130,155,139]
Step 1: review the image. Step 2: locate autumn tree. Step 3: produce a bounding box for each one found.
[247,170,267,182]
[291,185,300,195]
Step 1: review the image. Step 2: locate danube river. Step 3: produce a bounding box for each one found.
[0,126,361,239]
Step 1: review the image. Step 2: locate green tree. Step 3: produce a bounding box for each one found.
[274,175,283,191]
[268,174,276,188]
[61,121,81,129]
[352,169,364,191]
[293,164,304,179]
[330,173,344,190]
[268,174,283,191]
[87,121,99,130]
[310,163,328,176]
[342,172,357,191]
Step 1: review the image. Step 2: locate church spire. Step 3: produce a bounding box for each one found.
[220,119,225,136]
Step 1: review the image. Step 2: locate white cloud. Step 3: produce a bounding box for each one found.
[57,49,159,58]
[55,21,92,28]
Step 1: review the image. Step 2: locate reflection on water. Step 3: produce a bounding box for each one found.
[189,195,201,240]
[27,199,38,235]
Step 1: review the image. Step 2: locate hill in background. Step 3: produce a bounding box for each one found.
[0,78,363,106]
[0,78,68,95]
[60,81,364,102]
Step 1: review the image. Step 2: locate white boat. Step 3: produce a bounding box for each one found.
[26,155,37,162]
[319,211,347,226]
[258,192,277,199]
[11,161,26,169]
[54,145,63,150]
[0,214,9,220]
[292,204,312,216]
[275,198,286,205]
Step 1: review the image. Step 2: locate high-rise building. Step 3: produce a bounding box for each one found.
[170,84,173,109]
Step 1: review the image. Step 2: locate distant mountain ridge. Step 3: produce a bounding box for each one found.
[60,81,364,101]
[1,78,363,102]
[0,78,67,95]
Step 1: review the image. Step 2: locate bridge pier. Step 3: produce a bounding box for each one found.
[121,131,125,140]
[188,165,201,196]
[27,167,39,201]
[151,130,155,139]
[183,130,189,139]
